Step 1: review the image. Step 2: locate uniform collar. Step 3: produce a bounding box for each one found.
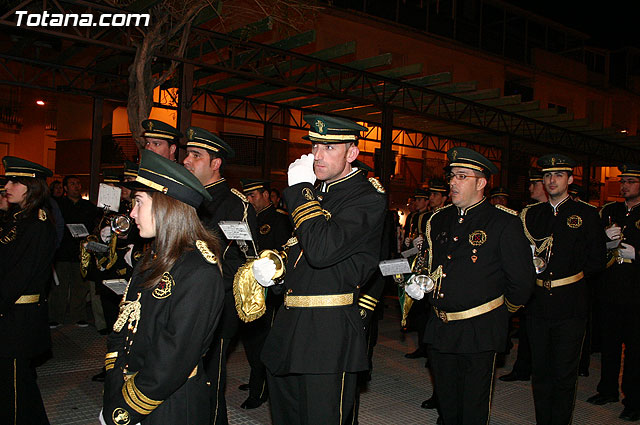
[548,195,570,214]
[625,200,640,212]
[457,197,486,216]
[319,168,362,193]
[257,203,274,216]
[204,177,226,189]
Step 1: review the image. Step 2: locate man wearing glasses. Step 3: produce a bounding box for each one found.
[406,147,534,424]
[521,154,606,425]
[587,164,640,422]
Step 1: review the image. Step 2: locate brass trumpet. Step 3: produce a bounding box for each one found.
[533,255,547,274]
[110,214,132,236]
[258,249,288,284]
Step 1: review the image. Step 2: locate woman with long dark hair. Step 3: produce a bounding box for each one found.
[101,150,225,425]
[0,156,56,425]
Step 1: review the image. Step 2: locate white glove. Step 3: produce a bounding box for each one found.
[606,225,622,240]
[405,282,425,300]
[413,235,424,248]
[287,154,317,186]
[619,243,636,260]
[124,244,134,268]
[100,226,112,243]
[252,257,277,287]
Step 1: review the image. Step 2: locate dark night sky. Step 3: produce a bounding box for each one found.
[504,0,640,49]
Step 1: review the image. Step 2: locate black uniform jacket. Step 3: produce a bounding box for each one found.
[198,178,258,289]
[424,199,535,354]
[600,201,640,305]
[521,197,606,319]
[410,209,430,236]
[102,244,224,425]
[0,208,55,358]
[261,170,386,375]
[256,203,292,251]
[256,203,292,308]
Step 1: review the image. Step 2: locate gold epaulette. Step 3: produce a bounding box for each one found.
[276,208,289,215]
[369,177,385,194]
[196,240,218,264]
[578,199,597,208]
[495,204,518,216]
[599,201,617,218]
[519,201,542,219]
[231,188,248,203]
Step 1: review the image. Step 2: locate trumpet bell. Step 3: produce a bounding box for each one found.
[111,215,132,236]
[533,256,547,274]
[408,274,435,293]
[259,249,287,281]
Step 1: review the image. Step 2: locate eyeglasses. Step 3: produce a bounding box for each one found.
[447,173,480,182]
[620,179,640,185]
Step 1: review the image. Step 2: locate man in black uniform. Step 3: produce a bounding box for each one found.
[521,154,606,425]
[528,168,548,204]
[405,188,430,243]
[405,147,534,425]
[49,174,98,327]
[141,119,181,161]
[406,180,448,361]
[237,178,292,409]
[181,127,258,425]
[252,114,386,424]
[403,195,416,237]
[416,178,448,412]
[489,186,509,207]
[587,164,640,421]
[499,170,546,383]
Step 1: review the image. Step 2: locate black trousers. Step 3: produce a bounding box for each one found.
[0,357,49,425]
[510,312,532,377]
[408,298,429,349]
[267,371,359,425]
[528,316,586,425]
[240,306,275,402]
[597,303,640,410]
[428,349,496,425]
[204,293,239,425]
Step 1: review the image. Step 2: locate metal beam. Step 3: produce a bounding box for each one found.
[1,3,638,163]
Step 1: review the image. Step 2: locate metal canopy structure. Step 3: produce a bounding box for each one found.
[1,0,639,180]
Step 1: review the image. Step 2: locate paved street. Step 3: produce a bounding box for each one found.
[40,297,630,424]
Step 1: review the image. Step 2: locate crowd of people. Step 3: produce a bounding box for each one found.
[0,113,638,425]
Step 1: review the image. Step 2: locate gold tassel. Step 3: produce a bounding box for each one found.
[233,261,267,323]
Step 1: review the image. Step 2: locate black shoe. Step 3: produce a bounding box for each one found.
[98,328,109,336]
[75,320,89,328]
[619,407,640,421]
[498,372,530,382]
[240,397,265,409]
[404,349,426,359]
[586,393,618,405]
[238,383,250,391]
[578,368,589,377]
[421,396,438,409]
[91,370,106,382]
[49,321,61,329]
